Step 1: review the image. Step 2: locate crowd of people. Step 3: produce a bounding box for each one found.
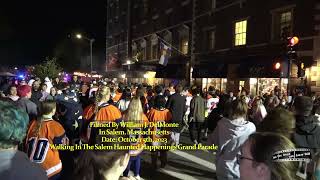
[1,75,320,180]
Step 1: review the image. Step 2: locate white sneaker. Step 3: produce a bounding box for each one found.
[134,175,141,180]
[193,140,198,145]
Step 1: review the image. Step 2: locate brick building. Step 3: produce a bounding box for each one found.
[106,0,320,94]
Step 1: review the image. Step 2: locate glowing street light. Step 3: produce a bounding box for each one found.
[76,34,82,39]
[75,33,95,73]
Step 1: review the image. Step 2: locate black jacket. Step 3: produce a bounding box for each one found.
[30,90,42,106]
[166,93,186,132]
[294,115,320,154]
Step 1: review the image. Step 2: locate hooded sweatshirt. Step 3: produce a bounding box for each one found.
[44,77,53,93]
[208,117,256,179]
[294,115,320,153]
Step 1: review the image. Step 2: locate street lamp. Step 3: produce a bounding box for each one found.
[75,33,95,73]
[76,34,82,39]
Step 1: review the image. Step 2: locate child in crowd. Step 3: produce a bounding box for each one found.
[26,100,68,180]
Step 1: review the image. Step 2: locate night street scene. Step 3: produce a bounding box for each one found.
[1,0,320,180]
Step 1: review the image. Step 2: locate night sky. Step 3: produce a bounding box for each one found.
[0,1,106,68]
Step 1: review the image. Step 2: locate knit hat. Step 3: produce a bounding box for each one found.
[17,85,32,97]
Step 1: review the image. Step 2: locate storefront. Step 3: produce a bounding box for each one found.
[192,63,228,93]
[201,78,228,93]
[238,55,289,96]
[127,71,163,85]
[248,78,288,96]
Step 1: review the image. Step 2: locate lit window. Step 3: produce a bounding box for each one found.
[234,20,247,46]
[181,39,189,55]
[280,11,292,38]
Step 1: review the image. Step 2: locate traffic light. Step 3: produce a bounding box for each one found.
[288,36,299,47]
[287,36,299,57]
[274,62,281,70]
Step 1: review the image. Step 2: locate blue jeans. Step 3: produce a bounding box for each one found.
[49,173,61,180]
[123,155,141,177]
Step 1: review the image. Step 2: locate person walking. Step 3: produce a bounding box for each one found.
[189,87,206,144]
[208,96,256,180]
[166,84,186,145]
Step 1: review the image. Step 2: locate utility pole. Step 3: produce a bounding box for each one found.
[127,0,132,68]
[76,34,95,73]
[90,39,95,73]
[127,0,132,59]
[190,0,197,85]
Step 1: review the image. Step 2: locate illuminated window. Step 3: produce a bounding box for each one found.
[234,20,247,46]
[272,9,293,40]
[181,38,189,55]
[280,11,292,38]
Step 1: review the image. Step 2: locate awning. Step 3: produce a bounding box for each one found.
[156,64,186,79]
[238,56,289,78]
[192,64,227,78]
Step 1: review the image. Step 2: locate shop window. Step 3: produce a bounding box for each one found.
[249,78,258,96]
[239,80,245,91]
[221,79,227,93]
[201,78,227,93]
[234,20,247,46]
[258,78,280,95]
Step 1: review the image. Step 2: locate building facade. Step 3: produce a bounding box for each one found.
[106,0,320,95]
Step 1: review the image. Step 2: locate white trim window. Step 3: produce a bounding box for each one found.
[279,11,292,39]
[271,8,294,41]
[234,20,247,46]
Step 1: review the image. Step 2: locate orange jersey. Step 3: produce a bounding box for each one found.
[26,119,65,177]
[147,108,172,144]
[83,103,122,123]
[112,91,122,103]
[83,103,122,141]
[126,114,149,156]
